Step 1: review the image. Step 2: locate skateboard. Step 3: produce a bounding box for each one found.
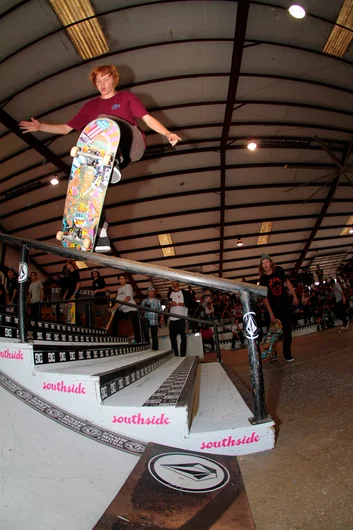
[67,301,76,325]
[261,319,283,363]
[56,118,121,252]
[105,304,118,331]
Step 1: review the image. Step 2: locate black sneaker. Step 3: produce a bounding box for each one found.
[95,222,111,253]
[285,357,294,363]
[270,355,279,363]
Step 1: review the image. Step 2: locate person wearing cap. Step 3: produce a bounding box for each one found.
[259,254,298,362]
[140,286,163,350]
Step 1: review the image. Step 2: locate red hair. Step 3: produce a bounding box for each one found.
[89,65,120,87]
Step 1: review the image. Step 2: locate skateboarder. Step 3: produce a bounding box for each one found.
[19,64,181,251]
[259,254,298,362]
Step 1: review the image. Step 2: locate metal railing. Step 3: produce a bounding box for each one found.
[0,232,269,424]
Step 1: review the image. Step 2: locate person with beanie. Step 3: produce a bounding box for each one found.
[259,254,298,362]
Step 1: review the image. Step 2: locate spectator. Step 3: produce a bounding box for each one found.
[27,271,44,320]
[112,273,141,342]
[205,300,215,321]
[259,253,298,363]
[63,260,80,300]
[200,323,215,353]
[329,279,349,330]
[316,265,324,284]
[91,269,109,327]
[0,276,7,308]
[6,268,18,311]
[301,289,312,325]
[141,286,163,350]
[231,319,245,350]
[62,261,81,324]
[168,280,191,357]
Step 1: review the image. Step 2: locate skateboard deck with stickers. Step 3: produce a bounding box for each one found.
[56,117,120,252]
[261,319,283,363]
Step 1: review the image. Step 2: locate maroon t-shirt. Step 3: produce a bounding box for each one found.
[67,91,149,130]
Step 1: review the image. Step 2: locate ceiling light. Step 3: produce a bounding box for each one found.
[323,0,353,57]
[48,0,109,60]
[288,5,306,19]
[75,261,88,269]
[349,227,353,234]
[247,141,257,151]
[257,221,274,245]
[236,238,244,247]
[340,215,353,236]
[158,233,176,257]
[50,177,59,185]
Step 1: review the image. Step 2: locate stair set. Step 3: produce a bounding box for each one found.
[0,312,275,456]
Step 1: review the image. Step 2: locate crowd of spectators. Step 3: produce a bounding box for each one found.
[2,256,353,352]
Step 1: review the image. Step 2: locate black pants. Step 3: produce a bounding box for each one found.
[202,337,215,353]
[112,310,141,342]
[335,300,348,326]
[303,304,311,324]
[169,319,186,357]
[98,115,145,167]
[273,307,293,360]
[143,318,159,350]
[30,302,41,321]
[231,331,244,349]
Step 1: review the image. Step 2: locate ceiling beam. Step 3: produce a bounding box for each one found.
[10,197,351,237]
[295,137,353,271]
[219,0,250,277]
[0,109,70,176]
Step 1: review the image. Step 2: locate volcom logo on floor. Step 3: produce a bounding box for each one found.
[148,452,230,493]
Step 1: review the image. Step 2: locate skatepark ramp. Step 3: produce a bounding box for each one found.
[0,231,274,456]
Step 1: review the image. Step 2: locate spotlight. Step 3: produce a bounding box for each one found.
[349,227,353,234]
[50,177,59,185]
[236,238,244,247]
[288,4,306,19]
[247,141,257,151]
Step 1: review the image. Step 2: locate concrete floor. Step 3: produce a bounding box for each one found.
[210,328,353,530]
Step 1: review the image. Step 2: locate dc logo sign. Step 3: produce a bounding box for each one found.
[243,311,259,340]
[111,104,120,110]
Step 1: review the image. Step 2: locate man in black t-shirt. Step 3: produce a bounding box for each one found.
[259,254,298,362]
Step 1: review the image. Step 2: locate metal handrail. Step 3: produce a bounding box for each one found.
[0,233,267,297]
[0,232,270,424]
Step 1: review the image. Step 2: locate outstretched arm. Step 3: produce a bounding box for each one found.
[263,297,277,323]
[19,117,72,135]
[141,114,181,146]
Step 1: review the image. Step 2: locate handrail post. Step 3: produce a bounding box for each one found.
[18,244,29,343]
[240,290,270,424]
[87,298,92,328]
[137,307,143,343]
[213,322,222,363]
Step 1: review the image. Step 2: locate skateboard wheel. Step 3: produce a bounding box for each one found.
[83,239,91,250]
[103,154,111,165]
[56,231,63,241]
[70,146,79,157]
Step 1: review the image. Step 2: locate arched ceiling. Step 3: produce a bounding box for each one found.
[1,0,353,297]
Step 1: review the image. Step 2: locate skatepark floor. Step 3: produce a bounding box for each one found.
[204,327,353,530]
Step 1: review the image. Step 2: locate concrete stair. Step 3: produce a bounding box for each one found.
[0,312,275,456]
